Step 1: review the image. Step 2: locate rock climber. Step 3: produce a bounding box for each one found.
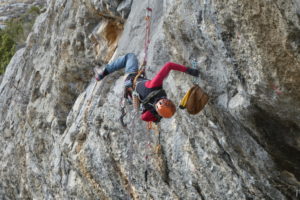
[94,53,199,123]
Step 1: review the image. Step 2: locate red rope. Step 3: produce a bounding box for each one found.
[142,7,152,67]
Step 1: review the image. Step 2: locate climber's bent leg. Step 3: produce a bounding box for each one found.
[105,53,139,74]
[124,53,139,74]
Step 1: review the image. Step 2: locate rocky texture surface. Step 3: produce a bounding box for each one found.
[0,0,45,29]
[0,0,300,199]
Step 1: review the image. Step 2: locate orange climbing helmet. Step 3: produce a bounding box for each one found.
[155,98,176,118]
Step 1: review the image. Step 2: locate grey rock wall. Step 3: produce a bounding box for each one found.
[0,0,299,199]
[0,0,45,28]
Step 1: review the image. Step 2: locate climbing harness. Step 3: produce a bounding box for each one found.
[131,71,145,112]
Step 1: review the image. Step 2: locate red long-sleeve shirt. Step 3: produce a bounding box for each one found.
[141,62,188,122]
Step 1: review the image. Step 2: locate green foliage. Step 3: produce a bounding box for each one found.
[29,6,41,15]
[0,5,43,75]
[0,30,16,74]
[4,19,24,42]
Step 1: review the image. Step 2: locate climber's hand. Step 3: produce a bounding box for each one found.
[185,68,199,77]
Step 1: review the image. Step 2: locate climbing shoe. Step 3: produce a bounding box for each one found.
[94,66,108,81]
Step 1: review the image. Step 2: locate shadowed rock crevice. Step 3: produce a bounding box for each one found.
[252,106,300,179]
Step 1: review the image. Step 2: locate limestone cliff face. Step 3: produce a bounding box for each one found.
[0,0,300,199]
[0,0,45,29]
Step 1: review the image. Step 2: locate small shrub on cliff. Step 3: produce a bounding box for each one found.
[29,6,41,15]
[4,19,24,42]
[0,29,16,74]
[0,6,42,75]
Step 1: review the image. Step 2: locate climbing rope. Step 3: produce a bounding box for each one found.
[142,5,152,67]
[120,5,153,124]
[119,4,157,197]
[130,3,154,113]
[127,111,138,197]
[144,122,161,198]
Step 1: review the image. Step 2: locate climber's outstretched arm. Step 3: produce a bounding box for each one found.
[145,62,188,88]
[145,62,200,88]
